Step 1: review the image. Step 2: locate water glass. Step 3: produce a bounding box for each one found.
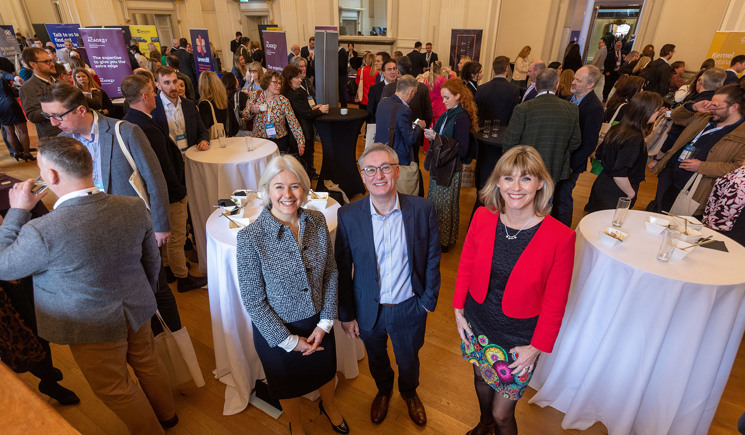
[611,197,632,227]
[218,136,227,148]
[656,229,681,262]
[491,119,501,137]
[483,120,492,138]
[245,137,255,152]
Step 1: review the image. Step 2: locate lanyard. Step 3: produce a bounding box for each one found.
[164,100,185,134]
[689,122,728,146]
[438,114,449,134]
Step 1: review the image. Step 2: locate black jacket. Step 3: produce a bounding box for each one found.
[424,133,460,187]
[301,45,315,77]
[644,58,673,96]
[366,80,386,123]
[474,77,519,127]
[338,47,348,76]
[152,95,209,149]
[407,50,425,76]
[174,48,196,86]
[230,39,240,54]
[604,49,623,74]
[568,91,605,173]
[123,108,186,203]
[282,87,323,146]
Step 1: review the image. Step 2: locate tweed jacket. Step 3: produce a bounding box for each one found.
[237,207,338,347]
[60,114,171,233]
[502,93,582,181]
[0,193,160,345]
[19,75,62,138]
[654,112,745,213]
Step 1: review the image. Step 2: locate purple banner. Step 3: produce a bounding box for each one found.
[45,24,81,49]
[262,31,288,73]
[0,25,19,57]
[315,26,338,31]
[189,29,214,79]
[78,28,132,98]
[449,29,483,71]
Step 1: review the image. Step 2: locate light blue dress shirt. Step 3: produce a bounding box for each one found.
[370,195,414,304]
[72,111,104,192]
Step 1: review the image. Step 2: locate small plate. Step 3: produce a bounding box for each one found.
[645,216,670,234]
[599,227,628,247]
[672,240,696,260]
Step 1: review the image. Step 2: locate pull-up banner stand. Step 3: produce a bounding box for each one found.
[314,30,339,107]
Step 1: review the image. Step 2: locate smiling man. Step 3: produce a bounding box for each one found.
[336,143,440,427]
[19,47,62,138]
[151,66,209,152]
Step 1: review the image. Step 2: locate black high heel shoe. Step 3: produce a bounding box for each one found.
[319,400,349,434]
[11,154,21,162]
[23,154,36,162]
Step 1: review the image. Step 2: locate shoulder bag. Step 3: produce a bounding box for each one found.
[670,173,703,216]
[153,310,205,387]
[115,121,151,209]
[599,103,625,143]
[202,99,226,140]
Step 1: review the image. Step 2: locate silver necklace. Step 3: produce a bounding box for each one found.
[502,215,534,240]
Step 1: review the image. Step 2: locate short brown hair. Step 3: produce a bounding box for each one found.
[166,55,180,69]
[155,65,177,81]
[121,74,152,104]
[37,83,88,112]
[260,70,282,91]
[38,136,93,179]
[492,56,510,75]
[281,64,302,93]
[480,146,553,216]
[22,47,46,67]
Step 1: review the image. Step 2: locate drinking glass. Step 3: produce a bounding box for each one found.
[491,119,501,137]
[245,137,255,152]
[483,120,492,138]
[656,229,681,262]
[612,197,632,227]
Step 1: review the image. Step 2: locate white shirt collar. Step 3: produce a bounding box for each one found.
[54,187,100,209]
[536,90,555,97]
[369,193,401,217]
[160,91,180,111]
[33,73,52,84]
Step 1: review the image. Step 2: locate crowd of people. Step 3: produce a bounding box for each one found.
[1,27,745,435]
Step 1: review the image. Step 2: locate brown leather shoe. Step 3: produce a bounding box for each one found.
[404,393,427,426]
[370,392,391,424]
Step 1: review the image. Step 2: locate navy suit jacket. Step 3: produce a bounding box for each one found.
[474,76,520,127]
[725,70,740,85]
[424,52,438,68]
[374,94,421,165]
[367,80,386,123]
[335,194,441,330]
[152,95,209,149]
[569,91,604,173]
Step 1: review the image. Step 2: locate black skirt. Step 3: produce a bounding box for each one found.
[252,312,337,399]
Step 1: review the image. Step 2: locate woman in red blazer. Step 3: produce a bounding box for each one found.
[453,146,575,435]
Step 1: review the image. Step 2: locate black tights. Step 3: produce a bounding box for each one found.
[473,365,519,435]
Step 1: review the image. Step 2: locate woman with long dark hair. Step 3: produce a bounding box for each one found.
[562,43,583,72]
[222,73,247,137]
[461,61,483,96]
[605,75,645,123]
[585,91,664,212]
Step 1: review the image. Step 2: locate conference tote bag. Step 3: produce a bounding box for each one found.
[153,310,205,388]
[115,121,151,209]
[202,99,227,140]
[388,104,420,196]
[670,173,703,216]
[598,103,625,143]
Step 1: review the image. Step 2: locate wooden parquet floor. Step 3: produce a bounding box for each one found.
[3,121,744,435]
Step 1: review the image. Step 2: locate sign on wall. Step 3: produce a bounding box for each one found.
[45,24,81,49]
[129,25,160,58]
[706,31,745,70]
[78,28,132,98]
[262,31,288,72]
[0,25,20,57]
[449,29,483,72]
[189,29,214,78]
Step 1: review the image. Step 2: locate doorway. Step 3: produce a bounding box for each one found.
[584,5,641,63]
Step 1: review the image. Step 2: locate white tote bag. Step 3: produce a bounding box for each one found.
[598,103,625,143]
[202,99,226,140]
[115,121,151,209]
[153,310,205,388]
[670,173,703,216]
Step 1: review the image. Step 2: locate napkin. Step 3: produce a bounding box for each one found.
[700,240,728,252]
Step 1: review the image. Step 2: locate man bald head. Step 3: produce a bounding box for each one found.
[528,60,546,83]
[290,44,300,57]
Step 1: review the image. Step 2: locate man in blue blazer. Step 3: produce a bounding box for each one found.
[152,66,210,152]
[336,143,441,427]
[374,75,426,166]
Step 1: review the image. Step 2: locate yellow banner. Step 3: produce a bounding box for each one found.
[706,31,745,70]
[129,25,161,58]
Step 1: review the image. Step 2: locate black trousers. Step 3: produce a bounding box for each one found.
[603,71,620,101]
[150,266,182,336]
[358,296,428,397]
[338,76,348,108]
[552,170,581,227]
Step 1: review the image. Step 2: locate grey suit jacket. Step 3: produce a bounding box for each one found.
[19,75,62,138]
[61,114,171,232]
[0,193,160,344]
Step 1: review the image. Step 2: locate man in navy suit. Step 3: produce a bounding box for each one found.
[603,41,624,102]
[521,60,546,102]
[725,55,745,85]
[366,58,397,148]
[422,42,438,72]
[336,143,440,427]
[553,65,604,226]
[151,66,209,152]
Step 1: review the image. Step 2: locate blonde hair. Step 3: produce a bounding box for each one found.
[258,155,310,208]
[247,61,264,84]
[72,67,100,91]
[633,56,652,74]
[198,71,228,110]
[426,60,443,90]
[517,45,532,60]
[480,146,553,216]
[363,52,376,76]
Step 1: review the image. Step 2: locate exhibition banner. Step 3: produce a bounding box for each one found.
[449,29,483,71]
[263,31,288,72]
[105,25,132,48]
[189,29,214,77]
[129,25,160,58]
[0,25,20,57]
[32,24,51,45]
[706,31,745,70]
[257,24,279,53]
[45,24,81,49]
[78,28,131,97]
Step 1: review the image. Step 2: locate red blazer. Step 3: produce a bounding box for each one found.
[453,207,576,352]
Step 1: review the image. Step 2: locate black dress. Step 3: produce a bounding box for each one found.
[0,72,25,125]
[461,219,540,400]
[585,131,646,212]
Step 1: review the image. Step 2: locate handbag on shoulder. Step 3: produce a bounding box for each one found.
[115,121,151,209]
[202,99,226,140]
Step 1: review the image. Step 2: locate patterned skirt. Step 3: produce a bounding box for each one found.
[427,170,462,247]
[460,325,534,401]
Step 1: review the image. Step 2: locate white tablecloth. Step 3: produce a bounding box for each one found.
[529,210,745,435]
[184,137,278,273]
[206,198,365,415]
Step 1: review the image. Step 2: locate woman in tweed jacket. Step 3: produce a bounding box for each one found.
[237,155,348,434]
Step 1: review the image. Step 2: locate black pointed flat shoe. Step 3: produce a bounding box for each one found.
[319,400,349,434]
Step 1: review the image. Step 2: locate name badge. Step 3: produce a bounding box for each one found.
[307,96,316,107]
[176,134,188,152]
[265,123,278,138]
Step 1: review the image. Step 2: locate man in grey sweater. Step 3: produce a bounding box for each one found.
[0,136,177,433]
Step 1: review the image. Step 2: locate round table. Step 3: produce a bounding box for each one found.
[205,198,365,416]
[314,107,367,197]
[475,128,506,191]
[184,137,279,273]
[529,209,745,435]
